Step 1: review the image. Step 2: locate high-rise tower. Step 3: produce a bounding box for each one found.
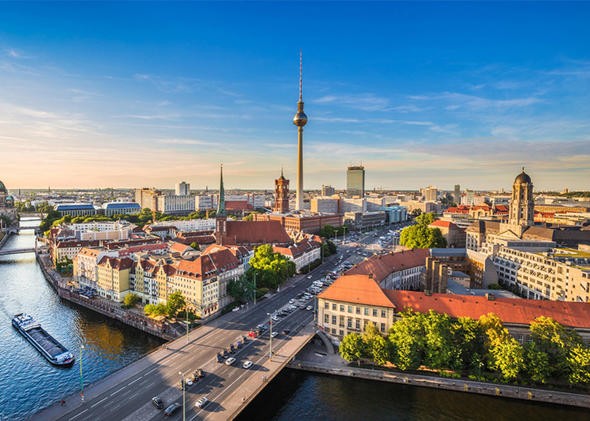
[293,52,307,211]
[216,164,225,216]
[273,168,290,214]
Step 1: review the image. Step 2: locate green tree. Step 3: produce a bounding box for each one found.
[247,244,296,289]
[524,341,551,384]
[399,213,446,249]
[339,333,365,365]
[371,334,391,366]
[166,291,187,317]
[318,225,336,239]
[452,317,485,373]
[423,311,460,370]
[529,316,584,379]
[479,313,524,381]
[566,344,590,385]
[388,310,426,370]
[123,293,140,308]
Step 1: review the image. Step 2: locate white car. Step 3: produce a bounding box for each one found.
[242,360,253,369]
[271,331,278,338]
[306,305,313,311]
[225,357,236,366]
[186,378,194,386]
[195,396,209,408]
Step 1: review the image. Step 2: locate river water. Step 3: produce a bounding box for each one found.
[1,219,588,420]
[0,219,162,420]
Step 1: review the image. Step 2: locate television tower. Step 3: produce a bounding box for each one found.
[292,51,308,211]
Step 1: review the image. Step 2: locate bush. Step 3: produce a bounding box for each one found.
[122,293,140,309]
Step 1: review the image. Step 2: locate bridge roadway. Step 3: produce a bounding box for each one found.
[40,263,329,421]
[0,247,35,256]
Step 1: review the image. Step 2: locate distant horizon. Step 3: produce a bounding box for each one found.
[1,2,589,191]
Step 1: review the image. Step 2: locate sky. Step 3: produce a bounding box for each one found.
[1,1,589,192]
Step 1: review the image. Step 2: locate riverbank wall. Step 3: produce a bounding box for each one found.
[35,251,176,341]
[288,359,590,409]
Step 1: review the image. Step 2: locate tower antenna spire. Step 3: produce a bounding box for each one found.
[299,50,303,102]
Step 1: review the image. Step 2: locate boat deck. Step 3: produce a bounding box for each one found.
[27,327,67,358]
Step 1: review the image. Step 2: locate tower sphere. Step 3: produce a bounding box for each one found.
[514,168,532,184]
[293,110,307,127]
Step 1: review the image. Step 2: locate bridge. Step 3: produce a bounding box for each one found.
[36,265,336,421]
[0,247,35,256]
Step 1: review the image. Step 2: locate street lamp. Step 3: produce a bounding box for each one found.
[267,312,273,361]
[179,371,186,421]
[79,344,85,401]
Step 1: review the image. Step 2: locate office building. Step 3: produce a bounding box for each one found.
[346,165,365,198]
[175,181,190,196]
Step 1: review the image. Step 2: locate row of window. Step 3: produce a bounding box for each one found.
[324,302,387,318]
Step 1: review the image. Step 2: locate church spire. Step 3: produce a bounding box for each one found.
[217,164,225,216]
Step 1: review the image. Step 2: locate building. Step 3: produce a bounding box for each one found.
[0,179,17,229]
[345,248,429,290]
[421,185,438,202]
[102,202,141,217]
[273,236,322,273]
[55,203,96,217]
[453,184,461,204]
[194,195,213,211]
[73,247,118,289]
[321,185,335,196]
[157,194,195,215]
[318,274,590,342]
[135,188,161,211]
[346,165,365,198]
[253,212,343,234]
[175,181,190,196]
[310,197,339,214]
[96,256,133,302]
[429,220,466,248]
[273,170,290,214]
[344,211,386,230]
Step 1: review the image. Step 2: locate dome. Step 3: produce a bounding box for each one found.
[5,195,14,207]
[0,180,7,194]
[292,111,308,127]
[514,169,532,184]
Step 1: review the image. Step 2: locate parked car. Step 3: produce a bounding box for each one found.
[271,331,279,338]
[242,360,253,369]
[306,305,313,311]
[195,396,209,409]
[225,357,236,366]
[151,396,164,410]
[164,403,181,416]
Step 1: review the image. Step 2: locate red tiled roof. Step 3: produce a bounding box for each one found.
[221,221,291,246]
[225,200,253,211]
[168,241,193,254]
[318,274,395,308]
[97,256,133,270]
[345,249,429,283]
[430,220,455,229]
[273,238,320,258]
[384,290,590,329]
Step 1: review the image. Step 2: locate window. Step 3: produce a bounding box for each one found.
[324,302,329,309]
[340,304,345,312]
[364,307,369,316]
[324,314,329,323]
[348,305,352,313]
[356,306,360,315]
[381,309,386,318]
[381,323,386,332]
[372,309,378,317]
[347,318,352,328]
[332,303,337,311]
[355,319,361,330]
[332,315,337,325]
[339,330,344,337]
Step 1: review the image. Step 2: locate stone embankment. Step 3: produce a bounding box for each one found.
[36,251,176,341]
[288,359,590,409]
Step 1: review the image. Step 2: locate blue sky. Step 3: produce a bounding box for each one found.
[1,1,589,191]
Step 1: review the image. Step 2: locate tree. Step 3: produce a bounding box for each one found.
[247,244,296,289]
[144,303,167,317]
[166,291,186,317]
[227,276,256,303]
[388,310,426,370]
[524,341,551,384]
[452,317,485,373]
[423,311,460,370]
[371,335,390,366]
[529,316,584,379]
[479,313,524,381]
[339,333,365,365]
[399,213,446,249]
[123,293,140,308]
[566,344,590,385]
[318,225,336,239]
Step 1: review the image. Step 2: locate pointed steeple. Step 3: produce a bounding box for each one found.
[217,164,225,216]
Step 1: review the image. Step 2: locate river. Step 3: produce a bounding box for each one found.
[0,219,162,420]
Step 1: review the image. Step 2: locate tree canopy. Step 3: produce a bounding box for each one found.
[400,213,446,249]
[246,244,296,290]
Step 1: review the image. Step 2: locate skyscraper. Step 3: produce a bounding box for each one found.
[175,181,190,196]
[346,165,365,198]
[293,52,307,211]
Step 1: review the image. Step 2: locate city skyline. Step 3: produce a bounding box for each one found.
[1,2,589,191]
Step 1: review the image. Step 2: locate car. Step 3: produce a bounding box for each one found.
[307,275,312,279]
[164,403,181,416]
[242,360,253,369]
[186,378,194,386]
[151,396,164,410]
[195,396,209,409]
[225,357,236,365]
[232,306,240,312]
[272,315,279,322]
[282,329,290,335]
[306,305,313,311]
[271,331,279,338]
[289,299,295,304]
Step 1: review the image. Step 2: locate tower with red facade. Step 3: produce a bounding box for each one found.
[273,168,290,214]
